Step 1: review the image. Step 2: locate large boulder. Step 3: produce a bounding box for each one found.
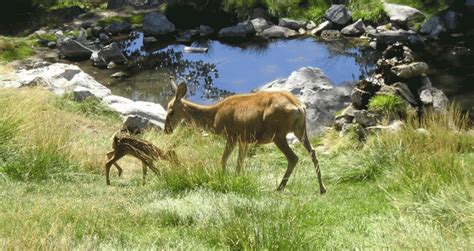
[255,67,352,134]
[325,5,352,25]
[259,25,298,39]
[278,18,306,30]
[102,95,166,129]
[58,38,95,60]
[341,19,365,36]
[420,16,447,39]
[143,12,176,36]
[0,63,111,99]
[251,18,271,33]
[383,2,425,26]
[218,22,255,39]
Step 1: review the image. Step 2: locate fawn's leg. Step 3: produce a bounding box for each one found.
[105,151,125,185]
[141,161,148,185]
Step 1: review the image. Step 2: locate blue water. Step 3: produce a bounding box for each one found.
[110,33,378,106]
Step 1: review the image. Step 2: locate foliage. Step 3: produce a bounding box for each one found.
[0,37,36,62]
[350,0,386,23]
[97,14,145,27]
[50,94,120,123]
[368,94,407,115]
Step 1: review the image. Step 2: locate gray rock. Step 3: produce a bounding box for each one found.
[58,38,95,60]
[255,67,352,134]
[306,20,317,30]
[102,95,167,129]
[325,5,352,25]
[47,41,57,49]
[392,82,417,106]
[251,18,271,33]
[365,25,376,36]
[73,86,95,101]
[111,71,129,79]
[442,10,461,31]
[92,42,127,67]
[321,29,341,40]
[105,21,131,35]
[298,28,306,35]
[99,33,111,44]
[309,21,333,36]
[419,87,448,111]
[198,25,214,36]
[341,19,365,36]
[391,62,429,78]
[143,12,176,36]
[0,63,111,98]
[91,26,104,37]
[278,18,306,30]
[351,87,371,109]
[260,25,298,39]
[367,120,404,133]
[372,30,417,47]
[218,22,255,39]
[353,110,380,127]
[420,16,446,39]
[123,115,161,133]
[383,2,425,26]
[143,36,158,43]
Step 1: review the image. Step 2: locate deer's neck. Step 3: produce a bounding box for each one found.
[182,100,218,132]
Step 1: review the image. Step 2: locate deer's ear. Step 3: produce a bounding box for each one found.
[176,82,187,100]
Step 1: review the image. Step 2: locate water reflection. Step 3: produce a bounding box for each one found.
[109,34,380,105]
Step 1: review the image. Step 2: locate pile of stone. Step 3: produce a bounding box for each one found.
[334,43,448,134]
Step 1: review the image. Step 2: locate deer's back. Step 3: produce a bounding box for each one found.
[213,91,305,143]
[113,134,164,161]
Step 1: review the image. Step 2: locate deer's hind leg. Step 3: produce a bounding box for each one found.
[106,151,123,177]
[105,151,125,185]
[295,129,326,194]
[221,140,236,173]
[236,142,248,174]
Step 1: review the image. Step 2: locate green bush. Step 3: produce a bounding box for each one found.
[50,95,120,122]
[0,37,36,62]
[368,94,406,115]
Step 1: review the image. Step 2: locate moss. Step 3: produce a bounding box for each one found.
[97,14,145,27]
[368,94,407,115]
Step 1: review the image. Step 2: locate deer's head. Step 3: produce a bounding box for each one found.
[164,78,188,134]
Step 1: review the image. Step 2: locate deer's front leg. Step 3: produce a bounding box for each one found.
[221,140,235,173]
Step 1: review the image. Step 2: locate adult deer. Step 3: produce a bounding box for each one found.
[164,78,326,194]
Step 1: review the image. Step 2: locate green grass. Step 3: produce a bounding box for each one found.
[0,37,36,62]
[368,94,407,115]
[97,14,145,27]
[50,94,121,123]
[0,88,472,249]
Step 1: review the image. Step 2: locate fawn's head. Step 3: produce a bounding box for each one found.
[165,78,188,134]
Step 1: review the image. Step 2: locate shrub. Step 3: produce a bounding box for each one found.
[368,94,406,115]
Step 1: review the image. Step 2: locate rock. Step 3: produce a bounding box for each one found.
[54,30,65,38]
[255,67,352,133]
[391,62,429,78]
[309,21,333,36]
[260,25,298,39]
[351,88,372,109]
[92,42,127,67]
[392,82,417,106]
[353,110,380,127]
[369,41,377,49]
[102,95,166,129]
[367,120,404,133]
[143,36,158,43]
[123,115,161,133]
[372,30,417,47]
[73,86,96,101]
[407,35,423,46]
[198,25,214,36]
[306,21,317,30]
[218,22,255,39]
[415,128,429,135]
[251,18,271,33]
[420,16,446,39]
[111,71,129,79]
[47,41,57,49]
[58,38,95,60]
[298,28,306,35]
[143,12,176,36]
[356,77,383,93]
[383,2,425,26]
[0,63,111,99]
[176,32,192,43]
[442,10,462,31]
[321,30,341,40]
[341,19,365,36]
[419,87,448,111]
[46,6,85,23]
[99,33,112,44]
[325,5,352,25]
[91,26,104,37]
[365,25,376,36]
[105,21,131,35]
[278,18,306,30]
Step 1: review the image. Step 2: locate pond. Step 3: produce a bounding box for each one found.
[78,34,472,119]
[81,35,379,108]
